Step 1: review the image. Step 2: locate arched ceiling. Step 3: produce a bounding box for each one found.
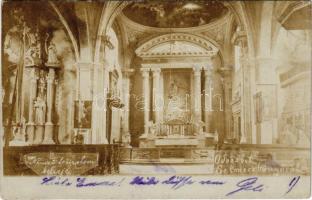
[123,1,228,28]
[135,33,219,59]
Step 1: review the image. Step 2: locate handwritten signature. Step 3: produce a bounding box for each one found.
[226,177,264,196]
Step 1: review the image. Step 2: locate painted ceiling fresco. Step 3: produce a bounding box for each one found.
[123,1,228,28]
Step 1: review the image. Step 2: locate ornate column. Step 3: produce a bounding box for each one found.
[121,68,134,146]
[193,67,202,123]
[152,68,161,124]
[26,68,37,144]
[43,67,56,144]
[141,68,151,134]
[232,31,252,144]
[204,63,213,133]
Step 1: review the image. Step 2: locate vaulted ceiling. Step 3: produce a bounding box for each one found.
[123,1,228,28]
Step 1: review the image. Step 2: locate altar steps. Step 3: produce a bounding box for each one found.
[119,162,214,175]
[119,147,215,174]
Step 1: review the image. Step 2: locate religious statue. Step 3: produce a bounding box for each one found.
[34,96,46,125]
[38,71,46,98]
[149,122,158,136]
[168,79,178,99]
[193,120,205,135]
[122,132,131,148]
[47,42,59,64]
[24,29,42,66]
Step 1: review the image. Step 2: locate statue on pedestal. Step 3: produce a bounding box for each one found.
[38,71,46,98]
[149,122,158,138]
[192,118,205,136]
[122,132,132,147]
[34,96,46,125]
[47,42,59,64]
[45,34,60,65]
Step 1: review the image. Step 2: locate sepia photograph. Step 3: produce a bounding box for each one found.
[0,0,311,199]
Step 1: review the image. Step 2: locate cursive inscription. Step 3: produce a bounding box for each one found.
[162,176,194,190]
[41,175,303,196]
[76,177,119,187]
[41,176,72,186]
[41,176,124,187]
[226,177,264,196]
[199,180,225,185]
[129,176,159,185]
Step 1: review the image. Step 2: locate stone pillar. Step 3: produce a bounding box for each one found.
[92,62,108,144]
[219,66,233,143]
[26,68,37,144]
[43,67,56,144]
[233,34,252,144]
[254,57,277,144]
[193,67,202,122]
[204,64,213,133]
[121,68,134,146]
[159,72,164,122]
[141,68,150,134]
[152,68,161,124]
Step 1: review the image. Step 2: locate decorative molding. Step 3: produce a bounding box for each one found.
[141,63,210,69]
[117,10,230,50]
[135,33,218,58]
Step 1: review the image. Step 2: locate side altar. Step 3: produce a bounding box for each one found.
[4,23,61,146]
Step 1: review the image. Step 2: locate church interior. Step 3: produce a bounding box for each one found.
[2,1,311,175]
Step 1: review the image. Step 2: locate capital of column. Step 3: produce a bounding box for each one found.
[193,67,201,76]
[76,62,92,71]
[122,68,135,78]
[218,66,232,77]
[204,67,214,77]
[140,68,150,77]
[151,68,161,77]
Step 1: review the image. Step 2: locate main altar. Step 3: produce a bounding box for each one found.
[134,33,220,148]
